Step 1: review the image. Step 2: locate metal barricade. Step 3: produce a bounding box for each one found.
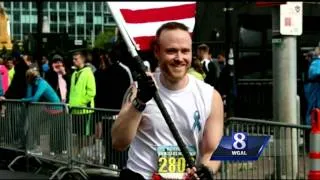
[0,100,26,152]
[25,102,70,164]
[69,106,125,178]
[222,117,310,180]
[7,102,72,177]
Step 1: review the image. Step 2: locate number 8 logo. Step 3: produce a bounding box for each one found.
[232,133,246,150]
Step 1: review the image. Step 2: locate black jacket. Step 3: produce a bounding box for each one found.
[44,70,71,102]
[94,63,131,110]
[5,60,29,99]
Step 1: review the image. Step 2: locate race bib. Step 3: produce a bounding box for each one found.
[157,145,196,179]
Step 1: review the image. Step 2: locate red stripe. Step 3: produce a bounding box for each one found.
[134,32,193,51]
[134,36,156,51]
[256,2,285,7]
[309,171,320,180]
[120,3,196,24]
[309,152,320,159]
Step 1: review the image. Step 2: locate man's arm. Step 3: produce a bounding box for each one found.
[111,83,143,151]
[200,89,224,173]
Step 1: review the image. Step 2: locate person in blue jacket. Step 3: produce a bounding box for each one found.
[304,47,320,153]
[23,68,67,156]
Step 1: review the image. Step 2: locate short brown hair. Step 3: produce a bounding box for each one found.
[154,22,190,46]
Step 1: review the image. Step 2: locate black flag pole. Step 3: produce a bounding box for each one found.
[106,3,195,169]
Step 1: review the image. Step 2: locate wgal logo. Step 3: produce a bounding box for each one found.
[211,132,269,161]
[231,132,248,156]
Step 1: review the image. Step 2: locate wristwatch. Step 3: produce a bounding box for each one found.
[132,98,146,112]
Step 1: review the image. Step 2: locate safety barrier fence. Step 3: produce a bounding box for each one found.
[0,100,312,179]
[0,100,124,179]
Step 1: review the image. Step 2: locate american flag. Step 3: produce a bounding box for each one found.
[107,2,196,51]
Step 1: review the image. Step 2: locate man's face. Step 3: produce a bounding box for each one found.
[154,29,192,83]
[197,49,207,60]
[73,54,84,68]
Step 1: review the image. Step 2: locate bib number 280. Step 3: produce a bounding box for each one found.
[158,157,195,173]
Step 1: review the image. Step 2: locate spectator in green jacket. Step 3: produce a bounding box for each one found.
[69,50,96,157]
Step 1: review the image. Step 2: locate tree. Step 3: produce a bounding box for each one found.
[94,28,115,49]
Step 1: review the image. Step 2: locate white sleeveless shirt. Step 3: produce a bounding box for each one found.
[126,72,214,179]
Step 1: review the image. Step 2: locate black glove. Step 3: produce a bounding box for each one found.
[136,74,157,103]
[196,164,214,180]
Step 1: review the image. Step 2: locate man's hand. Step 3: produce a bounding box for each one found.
[184,164,214,180]
[136,73,157,103]
[0,96,5,101]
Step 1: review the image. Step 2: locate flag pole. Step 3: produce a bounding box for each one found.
[106,2,196,169]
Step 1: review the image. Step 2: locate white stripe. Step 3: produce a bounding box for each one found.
[107,2,195,10]
[125,18,195,38]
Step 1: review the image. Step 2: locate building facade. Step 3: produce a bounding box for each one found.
[3,1,116,43]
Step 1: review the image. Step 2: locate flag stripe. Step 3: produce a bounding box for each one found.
[125,17,195,38]
[133,36,155,51]
[109,2,195,10]
[120,3,196,23]
[107,1,196,51]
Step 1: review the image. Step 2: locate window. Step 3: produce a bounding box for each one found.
[31,2,36,9]
[94,2,101,12]
[86,2,93,11]
[51,13,57,22]
[30,15,37,24]
[59,2,66,9]
[94,16,102,24]
[50,2,56,10]
[31,24,37,32]
[87,25,93,34]
[51,24,57,32]
[21,15,30,24]
[77,25,84,35]
[68,3,75,11]
[60,14,66,22]
[13,2,20,9]
[13,23,20,34]
[22,2,29,9]
[108,16,115,24]
[43,2,49,9]
[104,17,108,24]
[77,2,84,11]
[22,11,29,15]
[22,24,30,34]
[4,2,11,9]
[68,25,75,34]
[104,3,110,13]
[13,12,20,22]
[87,15,93,24]
[69,14,75,23]
[76,16,84,24]
[59,24,66,33]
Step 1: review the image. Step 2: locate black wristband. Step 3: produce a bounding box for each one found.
[132,98,146,112]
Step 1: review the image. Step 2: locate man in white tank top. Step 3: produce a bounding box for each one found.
[111,22,224,180]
